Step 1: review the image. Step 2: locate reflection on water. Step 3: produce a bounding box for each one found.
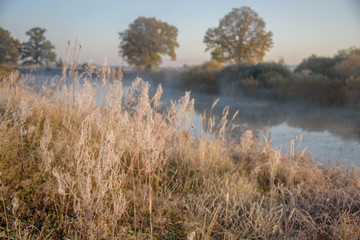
[263,122,360,166]
[159,81,360,166]
[20,69,360,165]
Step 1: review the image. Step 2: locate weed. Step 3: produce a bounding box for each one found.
[1,45,359,239]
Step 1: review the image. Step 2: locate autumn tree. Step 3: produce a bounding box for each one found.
[211,47,225,63]
[119,17,179,70]
[204,7,273,64]
[21,27,56,65]
[335,46,360,79]
[0,27,21,64]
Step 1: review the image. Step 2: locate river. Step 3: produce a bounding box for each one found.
[160,86,360,166]
[19,68,360,166]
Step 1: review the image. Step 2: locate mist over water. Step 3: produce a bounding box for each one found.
[198,93,360,166]
[150,75,360,166]
[21,69,360,166]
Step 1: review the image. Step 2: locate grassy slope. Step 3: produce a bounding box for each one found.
[0,64,360,239]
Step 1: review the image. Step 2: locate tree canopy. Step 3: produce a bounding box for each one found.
[295,46,360,79]
[204,7,273,64]
[0,27,21,64]
[119,17,179,69]
[335,47,360,79]
[211,48,225,63]
[21,27,56,65]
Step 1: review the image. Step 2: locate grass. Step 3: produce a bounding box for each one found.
[1,52,360,239]
[0,64,19,80]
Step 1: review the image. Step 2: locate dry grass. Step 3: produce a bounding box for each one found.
[1,50,360,239]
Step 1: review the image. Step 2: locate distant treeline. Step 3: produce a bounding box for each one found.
[150,47,360,108]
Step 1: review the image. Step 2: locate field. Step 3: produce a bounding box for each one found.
[1,61,360,239]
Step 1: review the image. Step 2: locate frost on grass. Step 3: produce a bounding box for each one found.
[1,47,360,239]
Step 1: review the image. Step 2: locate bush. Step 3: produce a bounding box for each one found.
[295,47,360,80]
[344,76,360,107]
[295,55,338,78]
[245,62,291,80]
[284,74,347,106]
[178,53,360,107]
[335,47,360,79]
[181,60,223,93]
[218,62,291,91]
[148,67,182,86]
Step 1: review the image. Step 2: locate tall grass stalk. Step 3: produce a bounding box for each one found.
[1,45,360,239]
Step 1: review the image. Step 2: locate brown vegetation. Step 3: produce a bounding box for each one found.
[174,47,360,108]
[1,57,360,239]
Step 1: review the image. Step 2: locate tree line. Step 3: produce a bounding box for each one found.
[1,7,273,68]
[0,27,56,66]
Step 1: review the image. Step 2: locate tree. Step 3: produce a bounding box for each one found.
[56,57,63,68]
[211,48,225,63]
[204,7,273,64]
[0,27,21,64]
[335,47,360,79]
[21,27,56,65]
[119,17,179,69]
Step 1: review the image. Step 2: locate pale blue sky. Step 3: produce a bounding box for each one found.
[0,0,359,67]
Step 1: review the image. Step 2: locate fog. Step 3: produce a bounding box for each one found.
[143,74,360,165]
[19,68,360,166]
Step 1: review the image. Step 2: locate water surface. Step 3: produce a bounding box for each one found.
[20,68,360,166]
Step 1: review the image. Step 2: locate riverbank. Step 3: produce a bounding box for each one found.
[15,67,360,163]
[0,64,19,78]
[1,65,360,239]
[147,61,360,109]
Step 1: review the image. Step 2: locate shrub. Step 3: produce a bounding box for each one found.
[218,62,291,91]
[181,60,223,93]
[295,47,360,80]
[148,67,182,86]
[295,55,338,78]
[286,74,346,106]
[245,62,291,80]
[335,47,360,79]
[344,76,360,107]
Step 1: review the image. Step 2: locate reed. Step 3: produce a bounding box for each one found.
[0,48,359,239]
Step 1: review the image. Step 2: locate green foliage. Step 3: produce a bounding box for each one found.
[0,27,21,64]
[219,62,291,87]
[200,59,224,71]
[275,74,347,106]
[56,57,63,68]
[335,47,360,79]
[119,17,179,70]
[295,55,338,78]
[204,7,273,64]
[179,59,360,107]
[210,47,225,63]
[21,27,56,65]
[242,62,291,81]
[181,60,223,93]
[295,46,360,80]
[148,67,182,86]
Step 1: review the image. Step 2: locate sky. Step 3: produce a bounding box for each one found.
[0,0,359,67]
